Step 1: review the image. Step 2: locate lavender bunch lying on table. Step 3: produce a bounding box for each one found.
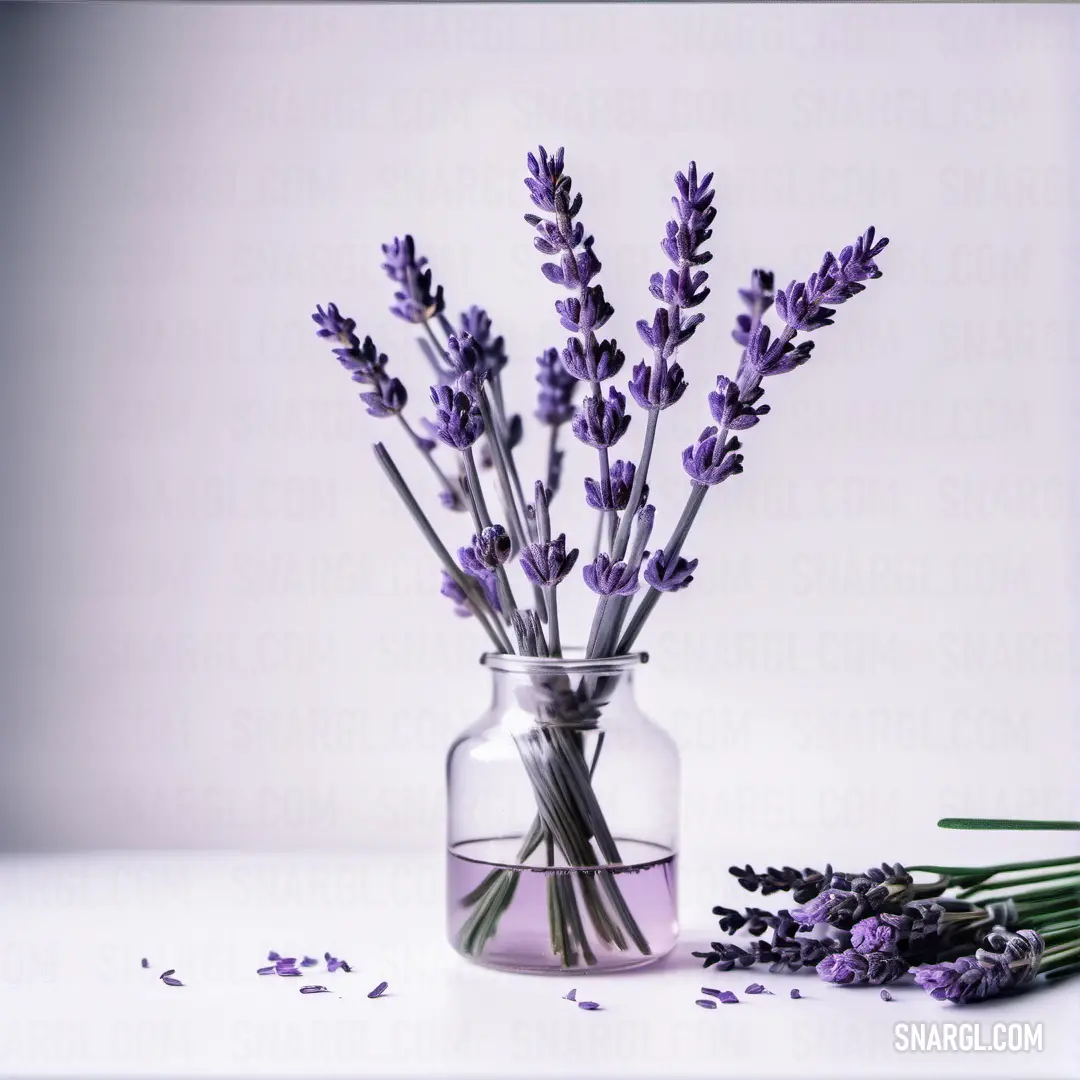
[307,146,890,966]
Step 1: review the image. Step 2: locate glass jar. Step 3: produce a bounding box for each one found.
[446,649,679,974]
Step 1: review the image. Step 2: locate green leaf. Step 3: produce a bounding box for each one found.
[937,817,1080,831]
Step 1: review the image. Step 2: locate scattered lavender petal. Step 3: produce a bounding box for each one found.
[700,987,724,999]
[300,985,330,994]
[277,968,302,977]
[324,952,332,961]
[880,989,894,1002]
[162,977,183,987]
[695,999,718,1010]
[268,951,281,961]
[340,961,352,973]
[577,1001,601,1010]
[301,956,319,967]
[563,988,577,1001]
[275,958,297,968]
[257,966,276,975]
[367,981,389,999]
[745,983,769,995]
[327,958,341,973]
[790,989,802,999]
[159,970,175,980]
[140,958,149,969]
[718,991,739,1004]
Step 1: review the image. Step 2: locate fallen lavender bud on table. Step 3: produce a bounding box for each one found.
[701,987,738,1003]
[140,957,149,969]
[367,981,389,998]
[695,998,717,1010]
[880,989,894,1002]
[577,1000,601,1010]
[790,988,802,999]
[563,988,577,1001]
[300,985,330,994]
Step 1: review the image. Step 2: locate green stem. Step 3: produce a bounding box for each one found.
[908,855,1080,878]
[938,817,1080,831]
[959,871,1080,899]
[373,443,510,653]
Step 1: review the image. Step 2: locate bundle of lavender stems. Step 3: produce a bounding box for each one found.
[309,146,889,964]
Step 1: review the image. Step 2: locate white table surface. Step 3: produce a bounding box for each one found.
[1,853,1076,1079]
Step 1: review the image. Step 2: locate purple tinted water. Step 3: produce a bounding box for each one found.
[447,837,678,973]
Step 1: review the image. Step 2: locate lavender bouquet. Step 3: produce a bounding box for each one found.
[309,147,889,965]
[700,819,1079,1002]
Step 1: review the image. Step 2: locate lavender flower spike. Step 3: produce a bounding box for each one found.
[912,928,1044,1005]
[519,533,579,587]
[572,386,631,449]
[429,385,484,449]
[381,235,445,324]
[582,552,640,597]
[682,426,743,486]
[643,549,698,592]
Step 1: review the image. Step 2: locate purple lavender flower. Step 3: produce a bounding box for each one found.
[524,145,573,216]
[742,323,815,379]
[584,459,648,512]
[582,552,640,597]
[561,335,625,382]
[535,347,577,428]
[556,287,614,335]
[817,949,909,986]
[643,549,698,592]
[628,356,687,411]
[446,331,488,380]
[312,302,357,344]
[571,386,631,449]
[912,928,1043,1005]
[429,385,484,449]
[519,534,579,587]
[458,306,507,374]
[682,426,743,486]
[792,865,915,930]
[381,235,445,323]
[359,376,408,418]
[708,375,770,429]
[774,227,889,333]
[440,571,472,618]
[851,914,906,955]
[473,525,512,567]
[636,307,702,361]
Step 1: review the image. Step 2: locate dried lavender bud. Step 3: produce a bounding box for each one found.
[524,145,571,215]
[256,966,275,975]
[643,548,698,593]
[790,988,802,999]
[709,375,770,430]
[710,906,777,937]
[695,999,717,1010]
[162,977,183,987]
[682,426,743,486]
[446,331,488,380]
[774,281,835,333]
[584,459,648,512]
[571,386,631,449]
[429,384,484,449]
[381,235,445,323]
[535,347,577,425]
[301,956,319,968]
[360,376,408,418]
[577,1001,601,1010]
[582,552,640,597]
[793,865,915,929]
[277,968,302,977]
[817,949,908,986]
[140,958,149,969]
[439,571,472,618]
[664,162,715,274]
[741,323,816,380]
[913,928,1044,1005]
[628,356,687,411]
[851,914,908,955]
[880,989,894,1002]
[692,943,756,971]
[563,988,577,1001]
[159,969,175,979]
[728,864,833,903]
[473,525,512,567]
[745,983,770,995]
[367,981,389,998]
[458,306,507,374]
[737,270,775,316]
[312,302,357,343]
[561,336,625,382]
[300,985,330,994]
[519,534,579,587]
[748,933,844,974]
[556,287,614,335]
[650,265,711,310]
[542,245,602,290]
[635,308,702,361]
[340,962,352,973]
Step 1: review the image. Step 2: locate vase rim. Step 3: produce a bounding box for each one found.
[480,648,649,674]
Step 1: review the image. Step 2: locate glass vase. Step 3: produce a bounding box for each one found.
[446,649,679,974]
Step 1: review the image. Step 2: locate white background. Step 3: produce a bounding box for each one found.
[2,3,1077,873]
